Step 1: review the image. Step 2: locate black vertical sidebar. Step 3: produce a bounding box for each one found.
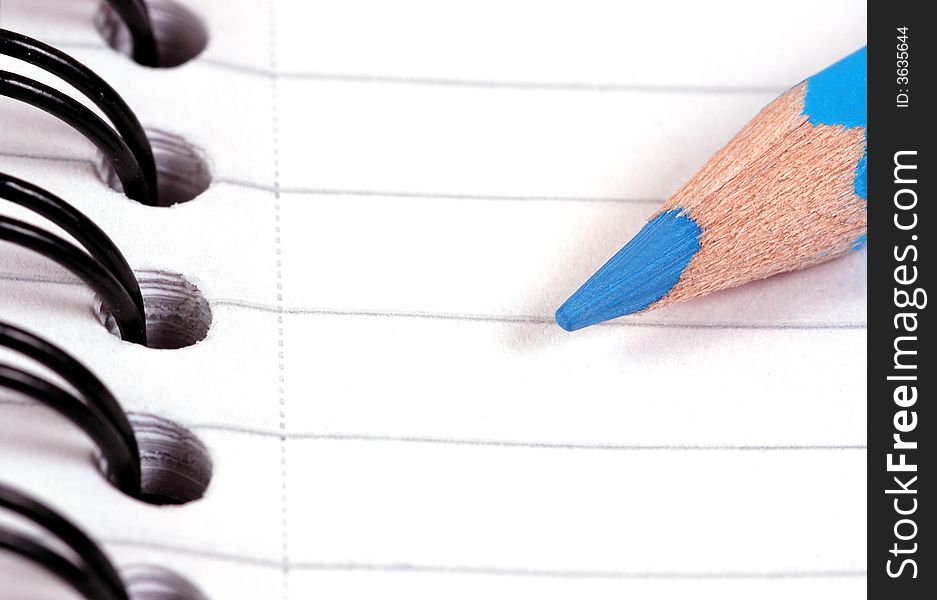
[868,0,932,597]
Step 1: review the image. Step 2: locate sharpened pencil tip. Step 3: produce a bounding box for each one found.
[554,305,579,332]
[555,210,703,331]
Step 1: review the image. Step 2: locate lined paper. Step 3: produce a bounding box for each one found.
[0,1,866,598]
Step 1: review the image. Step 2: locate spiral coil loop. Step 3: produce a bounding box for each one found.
[1,173,147,345]
[0,29,159,205]
[0,483,131,600]
[0,322,142,497]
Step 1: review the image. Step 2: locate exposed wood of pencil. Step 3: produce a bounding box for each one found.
[647,83,866,311]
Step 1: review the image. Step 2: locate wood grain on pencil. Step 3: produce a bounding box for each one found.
[654,83,866,309]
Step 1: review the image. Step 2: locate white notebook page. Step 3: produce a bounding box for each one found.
[0,1,866,598]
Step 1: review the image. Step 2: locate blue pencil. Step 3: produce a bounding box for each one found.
[556,48,867,331]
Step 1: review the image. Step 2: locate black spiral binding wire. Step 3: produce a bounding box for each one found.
[1,19,205,596]
[0,26,149,501]
[0,482,131,600]
[0,31,164,341]
[0,29,160,205]
[104,0,161,67]
[0,322,143,498]
[0,172,148,345]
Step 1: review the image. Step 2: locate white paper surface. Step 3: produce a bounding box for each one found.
[0,1,867,598]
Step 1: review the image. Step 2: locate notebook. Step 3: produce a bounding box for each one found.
[0,0,867,598]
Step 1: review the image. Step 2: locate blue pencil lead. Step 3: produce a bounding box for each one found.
[555,210,702,331]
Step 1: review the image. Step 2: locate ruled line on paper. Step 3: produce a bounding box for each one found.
[268,71,783,95]
[39,39,786,95]
[0,272,867,330]
[209,301,868,331]
[0,401,868,450]
[189,424,869,452]
[219,179,665,204]
[0,151,684,204]
[0,150,88,165]
[101,538,866,579]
